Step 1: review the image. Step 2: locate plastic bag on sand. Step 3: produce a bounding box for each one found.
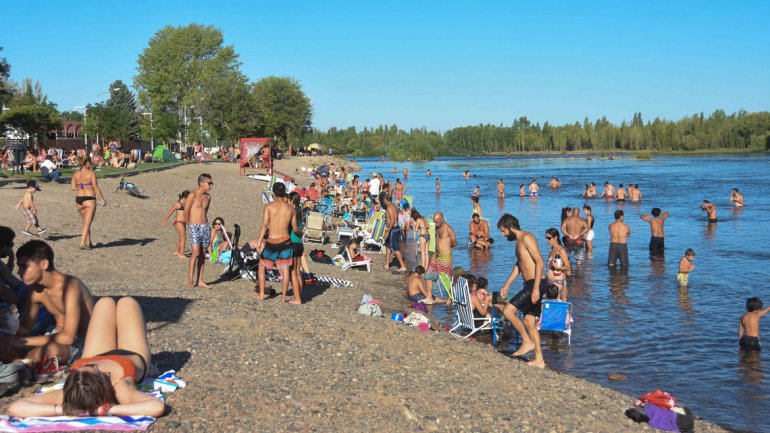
[403,311,430,328]
[357,302,383,317]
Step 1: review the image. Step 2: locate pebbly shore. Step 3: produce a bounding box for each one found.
[0,156,728,432]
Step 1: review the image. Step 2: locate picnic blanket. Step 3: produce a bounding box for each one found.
[0,371,185,432]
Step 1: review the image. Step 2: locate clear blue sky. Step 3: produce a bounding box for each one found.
[4,0,769,131]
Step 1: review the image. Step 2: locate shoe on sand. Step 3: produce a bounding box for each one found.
[21,231,32,236]
[36,228,48,235]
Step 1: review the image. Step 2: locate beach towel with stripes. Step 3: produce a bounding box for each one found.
[0,371,186,432]
[315,276,353,287]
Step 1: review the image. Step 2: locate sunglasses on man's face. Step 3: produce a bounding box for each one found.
[207,181,214,186]
[545,236,553,240]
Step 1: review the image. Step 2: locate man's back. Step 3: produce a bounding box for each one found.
[564,215,587,238]
[609,221,629,243]
[266,200,295,238]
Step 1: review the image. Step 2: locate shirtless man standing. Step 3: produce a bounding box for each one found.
[600,182,615,199]
[468,213,491,249]
[701,200,717,223]
[528,179,539,197]
[11,240,95,368]
[561,208,589,266]
[616,184,627,201]
[498,214,546,368]
[255,182,301,303]
[424,212,456,304]
[184,173,213,288]
[608,210,630,267]
[729,188,744,207]
[640,207,669,252]
[381,192,407,272]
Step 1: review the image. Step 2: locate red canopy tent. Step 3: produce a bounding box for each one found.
[239,137,272,174]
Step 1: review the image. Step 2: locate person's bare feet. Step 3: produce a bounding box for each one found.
[288,299,302,305]
[174,253,186,260]
[397,267,408,273]
[512,343,535,357]
[187,281,194,289]
[197,281,211,289]
[527,359,546,369]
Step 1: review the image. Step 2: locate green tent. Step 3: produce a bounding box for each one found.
[152,145,177,162]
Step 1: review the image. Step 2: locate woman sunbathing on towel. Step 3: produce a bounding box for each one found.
[8,297,165,418]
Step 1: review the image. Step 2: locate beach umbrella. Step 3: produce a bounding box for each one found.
[306,143,321,151]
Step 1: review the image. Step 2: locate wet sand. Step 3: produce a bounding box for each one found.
[0,157,727,432]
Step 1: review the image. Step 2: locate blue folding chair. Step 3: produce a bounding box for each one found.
[538,300,573,345]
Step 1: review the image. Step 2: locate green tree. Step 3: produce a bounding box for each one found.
[251,76,313,147]
[0,79,60,146]
[199,70,256,143]
[134,24,241,144]
[104,80,141,140]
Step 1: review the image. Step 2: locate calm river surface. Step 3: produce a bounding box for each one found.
[352,154,770,433]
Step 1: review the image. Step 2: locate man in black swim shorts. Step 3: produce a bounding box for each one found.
[497,213,547,368]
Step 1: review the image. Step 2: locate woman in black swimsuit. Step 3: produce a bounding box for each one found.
[70,156,106,249]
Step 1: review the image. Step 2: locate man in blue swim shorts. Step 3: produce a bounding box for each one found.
[184,173,213,288]
[381,192,407,272]
[254,183,302,303]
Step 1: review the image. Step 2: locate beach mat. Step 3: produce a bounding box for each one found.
[0,371,186,432]
[314,276,353,287]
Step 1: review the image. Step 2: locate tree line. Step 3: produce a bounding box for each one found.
[303,110,770,160]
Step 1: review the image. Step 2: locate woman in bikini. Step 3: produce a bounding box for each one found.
[410,208,430,269]
[545,227,571,301]
[209,217,231,261]
[470,195,482,219]
[8,297,165,418]
[71,156,106,250]
[162,190,189,259]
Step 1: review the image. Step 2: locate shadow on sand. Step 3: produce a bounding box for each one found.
[96,237,157,249]
[131,295,195,333]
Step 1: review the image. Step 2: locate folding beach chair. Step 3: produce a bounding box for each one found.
[338,247,371,272]
[438,272,454,302]
[227,224,260,284]
[336,222,358,243]
[538,300,573,345]
[449,276,492,338]
[303,211,327,244]
[362,215,386,252]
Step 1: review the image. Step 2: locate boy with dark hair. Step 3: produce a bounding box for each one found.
[10,241,95,377]
[406,266,429,302]
[640,207,669,252]
[14,181,47,236]
[0,227,53,339]
[184,173,213,288]
[739,297,770,351]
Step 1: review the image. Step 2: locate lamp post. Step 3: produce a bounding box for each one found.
[141,112,154,150]
[73,105,88,153]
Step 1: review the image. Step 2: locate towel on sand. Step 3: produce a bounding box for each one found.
[0,371,185,432]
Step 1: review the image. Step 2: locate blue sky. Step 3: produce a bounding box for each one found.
[3,1,769,131]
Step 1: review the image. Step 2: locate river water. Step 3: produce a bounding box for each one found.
[351,154,770,433]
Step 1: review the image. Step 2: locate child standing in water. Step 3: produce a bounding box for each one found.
[14,181,47,236]
[739,297,770,351]
[677,248,695,287]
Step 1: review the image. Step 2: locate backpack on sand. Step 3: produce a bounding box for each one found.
[0,362,32,397]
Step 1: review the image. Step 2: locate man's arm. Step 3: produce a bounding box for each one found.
[661,211,670,220]
[255,206,270,252]
[524,235,544,303]
[739,318,744,338]
[640,213,652,222]
[758,307,770,318]
[182,192,194,224]
[449,226,457,248]
[560,219,570,237]
[290,210,300,237]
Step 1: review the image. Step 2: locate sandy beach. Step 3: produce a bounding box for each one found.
[0,156,727,432]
